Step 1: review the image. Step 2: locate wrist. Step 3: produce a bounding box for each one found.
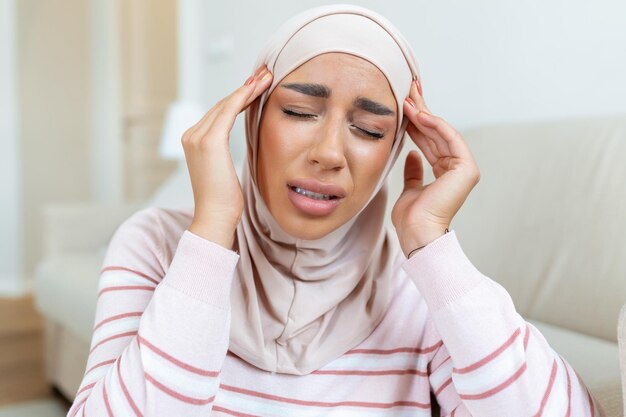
[188,221,237,250]
[401,226,449,258]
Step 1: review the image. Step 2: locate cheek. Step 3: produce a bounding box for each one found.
[261,115,312,163]
[258,114,305,187]
[349,143,391,187]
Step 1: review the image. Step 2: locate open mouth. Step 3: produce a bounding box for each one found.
[288,185,340,201]
[286,184,343,216]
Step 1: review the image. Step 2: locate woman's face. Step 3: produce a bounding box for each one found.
[257,52,397,240]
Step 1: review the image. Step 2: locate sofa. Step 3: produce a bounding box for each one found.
[33,113,626,416]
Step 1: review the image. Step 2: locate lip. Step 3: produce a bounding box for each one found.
[286,185,343,217]
[287,178,347,198]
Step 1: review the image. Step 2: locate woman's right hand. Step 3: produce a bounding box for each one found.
[184,65,273,249]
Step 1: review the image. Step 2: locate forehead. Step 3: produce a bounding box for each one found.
[278,52,396,107]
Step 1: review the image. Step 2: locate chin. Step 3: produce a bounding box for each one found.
[264,188,352,240]
[279,215,342,241]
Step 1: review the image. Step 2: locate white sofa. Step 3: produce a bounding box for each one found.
[33,113,626,416]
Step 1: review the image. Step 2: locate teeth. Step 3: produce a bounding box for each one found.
[291,186,335,201]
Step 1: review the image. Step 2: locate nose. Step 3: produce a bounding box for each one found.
[307,116,347,171]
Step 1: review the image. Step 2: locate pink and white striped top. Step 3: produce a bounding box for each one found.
[67,207,600,417]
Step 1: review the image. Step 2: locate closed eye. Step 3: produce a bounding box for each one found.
[281,107,385,140]
[353,126,384,139]
[282,108,316,119]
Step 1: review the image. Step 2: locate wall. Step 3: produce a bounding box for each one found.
[119,0,178,201]
[195,0,626,162]
[17,0,92,292]
[3,0,625,294]
[0,0,22,295]
[190,0,626,233]
[1,0,177,296]
[89,0,123,203]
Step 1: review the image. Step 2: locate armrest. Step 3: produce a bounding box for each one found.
[42,201,145,256]
[617,304,626,411]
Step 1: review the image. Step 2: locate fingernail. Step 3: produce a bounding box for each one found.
[413,79,423,97]
[405,97,415,108]
[259,70,272,81]
[255,68,268,80]
[244,75,255,86]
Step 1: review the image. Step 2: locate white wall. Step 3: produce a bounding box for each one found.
[90,0,123,203]
[194,0,626,162]
[3,0,624,296]
[176,0,625,235]
[0,0,23,296]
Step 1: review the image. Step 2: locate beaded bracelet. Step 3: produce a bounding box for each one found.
[407,228,449,259]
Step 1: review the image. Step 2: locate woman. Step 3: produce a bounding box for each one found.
[67,4,599,417]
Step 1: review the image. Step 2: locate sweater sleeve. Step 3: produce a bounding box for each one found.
[401,230,601,417]
[66,208,239,417]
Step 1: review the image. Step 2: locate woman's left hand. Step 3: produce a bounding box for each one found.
[391,79,481,257]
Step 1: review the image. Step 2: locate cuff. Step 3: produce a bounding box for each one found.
[162,229,240,309]
[401,229,486,312]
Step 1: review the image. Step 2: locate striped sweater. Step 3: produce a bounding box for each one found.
[67,207,600,417]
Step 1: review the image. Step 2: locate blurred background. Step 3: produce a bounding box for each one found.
[0,0,625,416]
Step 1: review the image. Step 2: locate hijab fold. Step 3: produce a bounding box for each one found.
[229,4,421,375]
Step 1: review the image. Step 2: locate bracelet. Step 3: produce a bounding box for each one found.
[407,228,449,259]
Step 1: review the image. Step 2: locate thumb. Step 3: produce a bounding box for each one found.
[402,150,424,193]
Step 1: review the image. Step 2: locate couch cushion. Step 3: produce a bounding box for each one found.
[529,318,623,416]
[33,249,105,344]
[447,114,626,342]
[143,161,195,211]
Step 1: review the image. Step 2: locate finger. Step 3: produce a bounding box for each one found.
[415,77,424,97]
[183,101,222,142]
[238,68,274,113]
[405,102,451,158]
[211,68,273,135]
[183,91,239,144]
[403,150,423,193]
[185,63,267,136]
[406,79,455,157]
[192,68,272,142]
[404,98,451,156]
[409,79,432,114]
[408,79,471,159]
[406,122,438,166]
[404,100,474,163]
[243,67,274,108]
[230,65,272,114]
[417,129,441,158]
[427,137,441,158]
[415,111,473,160]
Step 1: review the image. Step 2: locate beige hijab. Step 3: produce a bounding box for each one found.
[230,4,421,375]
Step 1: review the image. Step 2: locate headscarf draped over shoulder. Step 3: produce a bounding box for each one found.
[230,3,422,375]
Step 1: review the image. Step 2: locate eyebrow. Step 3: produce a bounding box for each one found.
[280,82,395,116]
